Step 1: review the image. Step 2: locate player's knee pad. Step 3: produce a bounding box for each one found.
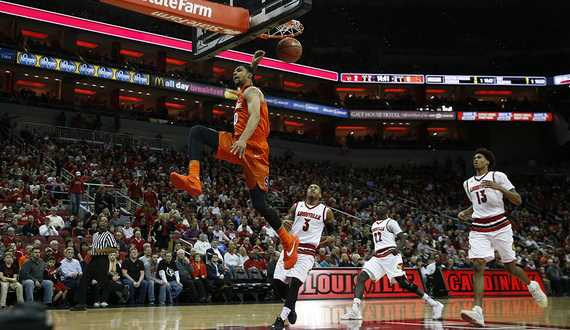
[395,277,418,293]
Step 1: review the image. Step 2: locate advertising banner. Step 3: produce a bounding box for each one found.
[0,48,15,63]
[350,110,456,120]
[100,0,249,35]
[150,75,233,99]
[440,270,545,297]
[458,112,552,122]
[16,52,149,85]
[553,74,570,85]
[265,96,349,119]
[298,268,424,300]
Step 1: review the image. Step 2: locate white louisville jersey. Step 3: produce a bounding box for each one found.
[463,171,515,220]
[290,201,328,248]
[371,218,402,257]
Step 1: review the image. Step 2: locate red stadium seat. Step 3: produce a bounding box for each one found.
[82,237,93,245]
[48,236,64,244]
[59,230,71,237]
[171,234,182,242]
[30,236,47,244]
[16,235,29,243]
[57,210,71,217]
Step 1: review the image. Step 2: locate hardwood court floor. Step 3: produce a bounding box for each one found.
[49,297,570,330]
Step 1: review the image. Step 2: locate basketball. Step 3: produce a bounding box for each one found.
[276,37,302,63]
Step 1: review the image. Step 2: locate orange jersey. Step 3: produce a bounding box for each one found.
[234,85,270,138]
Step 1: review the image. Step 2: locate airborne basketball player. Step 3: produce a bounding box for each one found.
[170,50,300,270]
[340,201,444,321]
[270,183,335,330]
[457,148,547,327]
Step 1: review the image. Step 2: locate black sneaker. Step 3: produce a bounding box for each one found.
[122,285,131,303]
[69,304,87,311]
[288,310,297,325]
[270,316,285,330]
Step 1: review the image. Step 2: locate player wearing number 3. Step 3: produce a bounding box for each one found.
[270,184,335,330]
[458,148,547,327]
[341,201,444,321]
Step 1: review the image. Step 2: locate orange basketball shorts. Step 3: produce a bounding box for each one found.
[216,132,270,192]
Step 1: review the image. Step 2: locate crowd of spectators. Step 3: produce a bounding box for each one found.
[0,117,569,308]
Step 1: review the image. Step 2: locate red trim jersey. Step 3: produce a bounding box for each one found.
[371,218,402,257]
[289,201,328,256]
[463,171,514,232]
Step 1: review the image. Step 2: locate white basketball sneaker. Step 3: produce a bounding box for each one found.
[340,320,363,330]
[460,307,485,327]
[340,307,363,320]
[432,301,444,319]
[529,281,548,309]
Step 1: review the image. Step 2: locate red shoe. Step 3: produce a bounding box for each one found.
[283,234,300,270]
[170,172,202,196]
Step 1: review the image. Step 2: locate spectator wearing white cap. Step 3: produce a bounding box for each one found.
[68,171,85,216]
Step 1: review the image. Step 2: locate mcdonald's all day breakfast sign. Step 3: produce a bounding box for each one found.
[150,74,236,99]
[101,0,250,35]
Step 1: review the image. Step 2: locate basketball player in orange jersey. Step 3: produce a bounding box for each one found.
[270,183,335,330]
[340,201,444,321]
[170,50,300,270]
[458,148,547,327]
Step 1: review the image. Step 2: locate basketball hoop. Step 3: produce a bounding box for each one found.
[259,20,304,39]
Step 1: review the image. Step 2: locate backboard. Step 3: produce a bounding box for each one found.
[192,0,312,61]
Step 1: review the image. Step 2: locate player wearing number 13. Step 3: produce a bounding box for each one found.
[341,201,444,321]
[457,148,547,327]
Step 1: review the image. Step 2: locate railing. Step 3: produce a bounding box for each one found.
[83,183,141,215]
[12,121,176,151]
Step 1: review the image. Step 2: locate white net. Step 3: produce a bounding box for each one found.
[260,20,304,39]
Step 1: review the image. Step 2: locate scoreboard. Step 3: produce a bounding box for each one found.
[426,75,546,86]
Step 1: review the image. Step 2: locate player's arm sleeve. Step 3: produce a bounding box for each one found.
[495,171,515,191]
[463,180,472,201]
[389,220,403,236]
[324,208,335,234]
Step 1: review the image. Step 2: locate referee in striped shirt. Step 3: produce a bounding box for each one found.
[70,216,130,311]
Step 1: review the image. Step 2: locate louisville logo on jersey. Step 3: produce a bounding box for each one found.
[512,243,516,251]
[397,263,404,270]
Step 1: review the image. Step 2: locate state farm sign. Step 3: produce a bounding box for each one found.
[101,0,249,35]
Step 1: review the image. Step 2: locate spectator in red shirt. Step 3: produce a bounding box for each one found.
[3,227,16,247]
[130,228,146,253]
[128,176,143,206]
[133,203,154,239]
[68,172,85,216]
[243,250,260,271]
[143,185,158,212]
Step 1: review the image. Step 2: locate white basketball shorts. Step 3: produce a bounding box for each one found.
[468,224,516,263]
[273,253,315,284]
[362,253,406,283]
